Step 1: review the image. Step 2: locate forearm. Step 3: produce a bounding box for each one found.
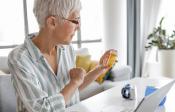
[61,81,79,104]
[79,69,100,91]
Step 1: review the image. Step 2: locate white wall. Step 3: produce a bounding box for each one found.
[103,0,127,65]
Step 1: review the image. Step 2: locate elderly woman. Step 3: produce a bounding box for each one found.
[8,0,115,112]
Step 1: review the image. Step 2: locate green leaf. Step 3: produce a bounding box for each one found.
[147,34,154,39]
[148,42,153,45]
[145,46,151,49]
[159,17,164,26]
[152,40,158,43]
[145,16,175,49]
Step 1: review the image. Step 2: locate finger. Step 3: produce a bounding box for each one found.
[108,49,117,52]
[103,56,109,65]
[99,55,105,64]
[107,49,117,54]
[101,53,111,65]
[99,64,110,70]
[100,49,117,64]
[101,66,111,73]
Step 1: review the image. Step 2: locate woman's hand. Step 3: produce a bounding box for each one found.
[78,49,117,91]
[69,68,86,87]
[61,68,86,104]
[95,49,117,75]
[100,49,117,66]
[91,64,110,77]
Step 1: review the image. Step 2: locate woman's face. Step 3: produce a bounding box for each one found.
[53,10,80,45]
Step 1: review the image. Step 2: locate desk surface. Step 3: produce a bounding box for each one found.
[66,77,175,112]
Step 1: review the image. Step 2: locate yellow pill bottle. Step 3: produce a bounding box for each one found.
[96,51,118,84]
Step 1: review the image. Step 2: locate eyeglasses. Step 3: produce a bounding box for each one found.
[62,17,80,25]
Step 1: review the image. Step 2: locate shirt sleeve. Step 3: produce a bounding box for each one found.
[8,59,66,112]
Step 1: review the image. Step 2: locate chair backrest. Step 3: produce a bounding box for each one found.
[0,56,10,74]
[0,74,16,112]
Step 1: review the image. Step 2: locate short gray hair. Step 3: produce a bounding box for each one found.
[33,0,82,28]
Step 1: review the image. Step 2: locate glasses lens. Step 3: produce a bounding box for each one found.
[70,20,79,25]
[63,18,79,25]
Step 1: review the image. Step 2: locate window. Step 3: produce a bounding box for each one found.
[80,0,103,41]
[26,0,39,34]
[157,0,175,34]
[0,1,24,47]
[0,0,126,62]
[77,0,104,60]
[0,0,104,60]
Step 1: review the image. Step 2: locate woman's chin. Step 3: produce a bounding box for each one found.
[62,39,72,45]
[59,35,73,45]
[63,42,71,45]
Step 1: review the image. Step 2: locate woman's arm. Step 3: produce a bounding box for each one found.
[79,65,109,91]
[79,49,117,91]
[8,60,85,112]
[9,62,66,112]
[61,68,85,103]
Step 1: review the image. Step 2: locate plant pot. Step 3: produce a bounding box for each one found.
[158,49,175,78]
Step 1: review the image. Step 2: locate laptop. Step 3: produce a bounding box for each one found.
[102,80,175,112]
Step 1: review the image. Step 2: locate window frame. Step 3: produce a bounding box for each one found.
[0,0,26,49]
[0,0,102,50]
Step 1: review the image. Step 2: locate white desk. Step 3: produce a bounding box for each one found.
[66,77,175,112]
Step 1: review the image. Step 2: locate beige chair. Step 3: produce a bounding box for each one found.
[0,74,16,112]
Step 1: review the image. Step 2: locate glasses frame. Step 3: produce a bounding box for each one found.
[62,17,80,25]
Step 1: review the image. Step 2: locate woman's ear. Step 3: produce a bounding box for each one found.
[46,16,57,29]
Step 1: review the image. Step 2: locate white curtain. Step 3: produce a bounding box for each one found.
[141,0,162,77]
[103,0,127,66]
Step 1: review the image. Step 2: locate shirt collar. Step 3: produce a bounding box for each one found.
[24,34,65,62]
[24,34,43,61]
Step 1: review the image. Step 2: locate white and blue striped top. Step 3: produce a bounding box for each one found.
[8,35,80,112]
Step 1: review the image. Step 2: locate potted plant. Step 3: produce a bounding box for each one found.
[145,17,175,78]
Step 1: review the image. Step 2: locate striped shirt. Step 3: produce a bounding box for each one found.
[8,35,80,112]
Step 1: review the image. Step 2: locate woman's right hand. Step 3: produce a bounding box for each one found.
[61,68,86,104]
[69,68,86,87]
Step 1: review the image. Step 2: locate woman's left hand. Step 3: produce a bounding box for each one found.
[91,49,117,76]
[99,49,117,66]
